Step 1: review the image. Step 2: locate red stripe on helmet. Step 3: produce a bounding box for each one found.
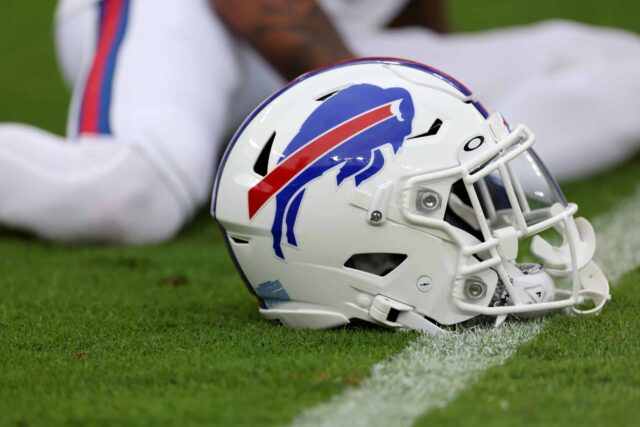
[248,102,396,218]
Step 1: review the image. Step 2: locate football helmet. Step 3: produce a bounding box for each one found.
[212,58,610,333]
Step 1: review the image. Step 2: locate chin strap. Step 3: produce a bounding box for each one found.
[369,295,448,334]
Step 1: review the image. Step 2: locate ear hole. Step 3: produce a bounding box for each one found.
[344,253,408,277]
[253,132,276,177]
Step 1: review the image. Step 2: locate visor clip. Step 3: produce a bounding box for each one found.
[367,181,393,226]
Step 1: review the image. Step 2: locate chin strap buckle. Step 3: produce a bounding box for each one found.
[369,295,448,334]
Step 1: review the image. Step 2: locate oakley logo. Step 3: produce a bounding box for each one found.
[464,136,485,152]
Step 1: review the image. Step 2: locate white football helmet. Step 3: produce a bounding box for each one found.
[212,58,610,333]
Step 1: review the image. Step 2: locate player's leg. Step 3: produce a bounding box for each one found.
[495,57,640,180]
[1,0,182,243]
[0,123,184,243]
[347,20,640,179]
[0,0,242,243]
[92,0,241,207]
[225,47,285,129]
[347,20,640,106]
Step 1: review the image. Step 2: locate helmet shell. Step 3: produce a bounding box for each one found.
[213,59,498,327]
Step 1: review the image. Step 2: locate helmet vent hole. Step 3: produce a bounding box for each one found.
[315,90,339,101]
[253,131,276,177]
[408,118,443,140]
[344,253,407,277]
[229,236,250,245]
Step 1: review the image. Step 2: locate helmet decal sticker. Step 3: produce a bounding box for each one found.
[463,135,485,152]
[248,83,415,259]
[255,280,290,308]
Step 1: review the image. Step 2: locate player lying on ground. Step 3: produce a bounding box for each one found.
[1,0,639,244]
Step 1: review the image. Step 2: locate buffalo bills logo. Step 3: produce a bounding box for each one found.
[248,83,415,259]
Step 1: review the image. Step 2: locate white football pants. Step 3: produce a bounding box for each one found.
[0,0,281,244]
[345,20,640,180]
[1,0,639,244]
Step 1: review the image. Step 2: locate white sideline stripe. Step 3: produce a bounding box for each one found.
[289,187,640,427]
[291,322,544,427]
[593,187,640,281]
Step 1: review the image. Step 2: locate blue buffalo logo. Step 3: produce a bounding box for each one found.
[248,83,415,259]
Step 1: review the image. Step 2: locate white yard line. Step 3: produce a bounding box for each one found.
[289,187,640,427]
[291,322,544,427]
[593,188,640,281]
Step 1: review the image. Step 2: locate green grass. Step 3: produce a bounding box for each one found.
[417,269,640,427]
[1,0,640,426]
[0,220,415,426]
[0,1,68,134]
[449,0,640,34]
[409,155,640,427]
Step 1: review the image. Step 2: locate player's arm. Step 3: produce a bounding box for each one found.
[388,0,450,33]
[211,0,354,81]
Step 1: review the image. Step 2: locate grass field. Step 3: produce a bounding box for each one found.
[1,1,639,426]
